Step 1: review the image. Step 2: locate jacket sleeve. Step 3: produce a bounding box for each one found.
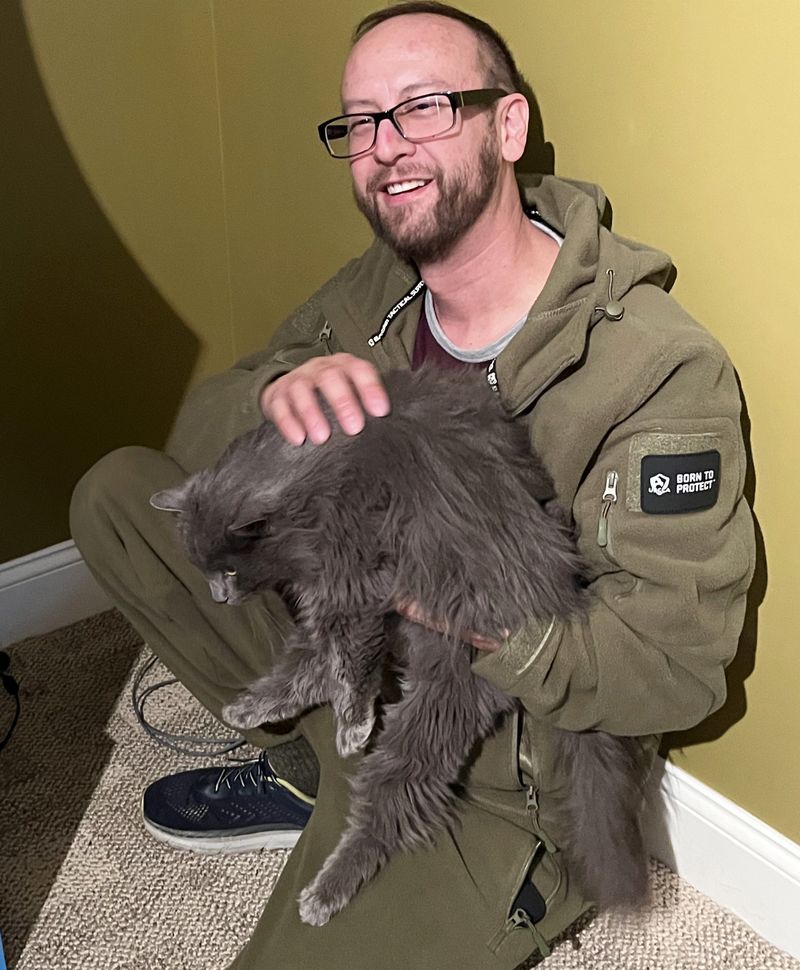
[472,346,755,736]
[165,292,339,474]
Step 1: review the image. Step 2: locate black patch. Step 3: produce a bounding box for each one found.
[641,451,721,514]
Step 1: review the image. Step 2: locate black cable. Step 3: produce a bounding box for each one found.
[0,651,20,753]
[131,651,247,759]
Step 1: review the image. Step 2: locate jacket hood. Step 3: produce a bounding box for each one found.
[493,175,674,412]
[319,175,675,412]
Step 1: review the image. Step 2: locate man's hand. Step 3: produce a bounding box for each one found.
[261,354,390,445]
[395,599,508,653]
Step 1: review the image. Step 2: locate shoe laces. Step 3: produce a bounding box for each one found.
[214,751,274,794]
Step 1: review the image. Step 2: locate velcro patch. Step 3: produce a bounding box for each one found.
[640,451,720,514]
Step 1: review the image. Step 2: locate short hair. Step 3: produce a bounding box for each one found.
[352,2,526,93]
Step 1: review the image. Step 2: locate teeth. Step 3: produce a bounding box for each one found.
[386,179,428,196]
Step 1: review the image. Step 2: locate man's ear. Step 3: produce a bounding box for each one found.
[498,92,530,164]
[150,485,190,513]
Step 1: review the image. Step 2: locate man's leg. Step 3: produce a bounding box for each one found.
[71,446,295,728]
[70,445,319,849]
[228,706,587,970]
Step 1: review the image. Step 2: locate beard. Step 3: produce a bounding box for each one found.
[352,126,501,265]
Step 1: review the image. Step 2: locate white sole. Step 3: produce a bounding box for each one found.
[142,807,304,855]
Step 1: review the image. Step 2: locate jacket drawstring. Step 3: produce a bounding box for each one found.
[367,279,426,347]
[595,268,625,321]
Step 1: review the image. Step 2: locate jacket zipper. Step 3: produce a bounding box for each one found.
[318,321,333,354]
[597,470,619,547]
[527,785,557,852]
[487,840,551,958]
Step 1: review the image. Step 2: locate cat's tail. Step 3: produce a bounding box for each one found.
[553,728,651,911]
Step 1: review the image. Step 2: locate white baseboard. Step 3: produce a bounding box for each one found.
[0,540,111,647]
[1,544,798,958]
[644,757,800,959]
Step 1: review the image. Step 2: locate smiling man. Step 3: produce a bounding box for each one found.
[71,3,754,967]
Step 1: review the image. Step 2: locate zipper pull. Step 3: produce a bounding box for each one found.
[318,321,332,348]
[511,910,552,958]
[597,470,619,547]
[510,909,532,930]
[526,790,557,853]
[488,908,551,957]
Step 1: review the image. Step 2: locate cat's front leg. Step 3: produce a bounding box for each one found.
[222,632,329,730]
[325,613,387,758]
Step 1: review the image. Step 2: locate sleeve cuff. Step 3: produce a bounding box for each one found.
[471,615,559,693]
[250,364,293,421]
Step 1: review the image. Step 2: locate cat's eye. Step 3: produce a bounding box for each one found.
[225,569,238,577]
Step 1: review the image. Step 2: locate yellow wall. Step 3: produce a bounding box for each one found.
[5,1,798,842]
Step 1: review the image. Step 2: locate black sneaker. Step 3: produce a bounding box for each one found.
[142,751,314,853]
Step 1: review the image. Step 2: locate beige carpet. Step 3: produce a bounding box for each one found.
[1,610,797,970]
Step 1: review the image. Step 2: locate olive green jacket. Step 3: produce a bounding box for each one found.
[168,174,754,788]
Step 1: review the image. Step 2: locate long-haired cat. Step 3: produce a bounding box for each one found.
[151,366,649,927]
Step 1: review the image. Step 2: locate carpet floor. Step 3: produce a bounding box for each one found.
[1,610,796,970]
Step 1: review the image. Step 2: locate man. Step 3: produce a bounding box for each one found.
[71,3,755,967]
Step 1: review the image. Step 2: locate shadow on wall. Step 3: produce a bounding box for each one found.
[516,82,555,179]
[1,1,198,563]
[663,377,765,754]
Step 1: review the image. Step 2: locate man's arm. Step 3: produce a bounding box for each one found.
[472,350,755,737]
[166,278,391,471]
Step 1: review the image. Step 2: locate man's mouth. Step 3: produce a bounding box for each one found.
[383,178,432,196]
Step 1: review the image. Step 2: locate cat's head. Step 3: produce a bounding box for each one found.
[150,468,303,606]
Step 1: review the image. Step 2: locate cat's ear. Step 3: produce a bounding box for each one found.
[150,484,190,513]
[228,516,272,539]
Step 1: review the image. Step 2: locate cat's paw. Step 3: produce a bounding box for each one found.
[222,691,290,730]
[335,712,375,758]
[298,877,348,927]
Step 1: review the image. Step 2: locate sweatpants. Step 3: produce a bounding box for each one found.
[70,446,588,970]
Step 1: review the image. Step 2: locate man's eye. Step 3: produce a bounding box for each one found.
[403,99,439,115]
[350,117,374,130]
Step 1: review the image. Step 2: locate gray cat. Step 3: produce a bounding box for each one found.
[151,366,649,927]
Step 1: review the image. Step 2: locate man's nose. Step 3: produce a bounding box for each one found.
[372,116,415,164]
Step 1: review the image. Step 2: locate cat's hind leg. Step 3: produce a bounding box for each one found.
[298,623,515,926]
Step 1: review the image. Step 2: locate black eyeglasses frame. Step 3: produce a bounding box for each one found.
[317,88,509,159]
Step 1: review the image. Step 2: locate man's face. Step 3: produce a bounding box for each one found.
[341,15,502,265]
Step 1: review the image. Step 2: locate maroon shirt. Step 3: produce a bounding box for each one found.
[411,300,489,373]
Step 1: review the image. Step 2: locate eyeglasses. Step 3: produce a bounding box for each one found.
[317,89,508,159]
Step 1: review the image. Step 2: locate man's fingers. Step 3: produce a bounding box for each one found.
[315,368,369,437]
[284,379,334,444]
[348,360,391,418]
[260,354,389,445]
[265,393,313,446]
[396,598,505,651]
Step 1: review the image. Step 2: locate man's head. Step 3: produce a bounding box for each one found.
[352,2,526,94]
[335,2,530,266]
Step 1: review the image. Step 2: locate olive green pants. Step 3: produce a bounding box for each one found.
[70,446,587,970]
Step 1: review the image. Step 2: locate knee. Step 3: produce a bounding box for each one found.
[70,446,180,556]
